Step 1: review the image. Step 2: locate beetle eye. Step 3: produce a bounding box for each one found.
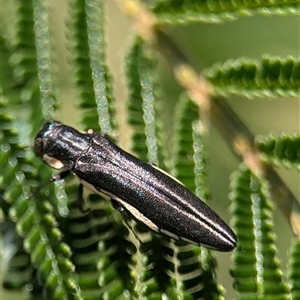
[34,138,44,157]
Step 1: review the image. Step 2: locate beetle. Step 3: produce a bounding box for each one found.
[34,121,237,251]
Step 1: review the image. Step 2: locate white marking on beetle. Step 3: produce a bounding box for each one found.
[87,129,94,134]
[79,179,159,233]
[151,165,184,185]
[180,237,219,250]
[43,154,65,170]
[80,179,159,232]
[80,179,111,200]
[160,229,179,240]
[115,198,159,233]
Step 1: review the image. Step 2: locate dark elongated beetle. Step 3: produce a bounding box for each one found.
[34,121,237,251]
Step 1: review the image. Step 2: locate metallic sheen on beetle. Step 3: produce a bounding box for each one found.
[34,121,237,251]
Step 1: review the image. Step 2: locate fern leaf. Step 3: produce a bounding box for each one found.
[256,133,300,170]
[8,0,45,135]
[58,187,135,300]
[288,239,300,300]
[67,0,116,134]
[152,0,300,24]
[0,189,29,290]
[67,0,98,132]
[0,35,20,99]
[125,35,171,299]
[230,166,289,299]
[85,0,116,134]
[125,36,150,162]
[12,1,38,83]
[125,35,165,165]
[172,96,200,190]
[203,55,300,99]
[166,95,223,300]
[33,0,57,120]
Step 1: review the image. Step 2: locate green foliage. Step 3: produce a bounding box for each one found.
[67,0,116,134]
[288,240,300,300]
[256,133,300,170]
[203,55,300,98]
[60,187,135,300]
[67,0,97,127]
[230,166,289,300]
[125,36,173,299]
[152,0,300,24]
[1,0,299,299]
[126,36,158,163]
[168,96,223,300]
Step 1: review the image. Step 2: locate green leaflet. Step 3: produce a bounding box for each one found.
[288,240,300,300]
[67,0,96,120]
[203,55,300,98]
[172,95,200,190]
[125,35,169,299]
[168,95,224,300]
[8,0,45,136]
[0,99,31,291]
[67,0,117,134]
[11,2,37,82]
[125,35,164,165]
[0,35,21,100]
[152,0,300,24]
[85,0,116,134]
[126,36,151,162]
[33,0,57,121]
[256,133,300,170]
[60,187,135,300]
[230,166,289,299]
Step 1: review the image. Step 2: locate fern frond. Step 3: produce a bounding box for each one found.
[67,0,98,131]
[256,133,300,170]
[33,0,57,120]
[125,35,172,298]
[0,182,29,290]
[126,37,150,162]
[152,0,300,24]
[58,187,134,300]
[203,55,300,99]
[192,121,211,202]
[85,0,116,134]
[12,1,37,83]
[230,166,289,299]
[8,0,44,136]
[67,0,116,134]
[1,246,30,290]
[1,35,19,99]
[125,35,165,165]
[172,96,200,190]
[288,239,300,300]
[166,95,223,300]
